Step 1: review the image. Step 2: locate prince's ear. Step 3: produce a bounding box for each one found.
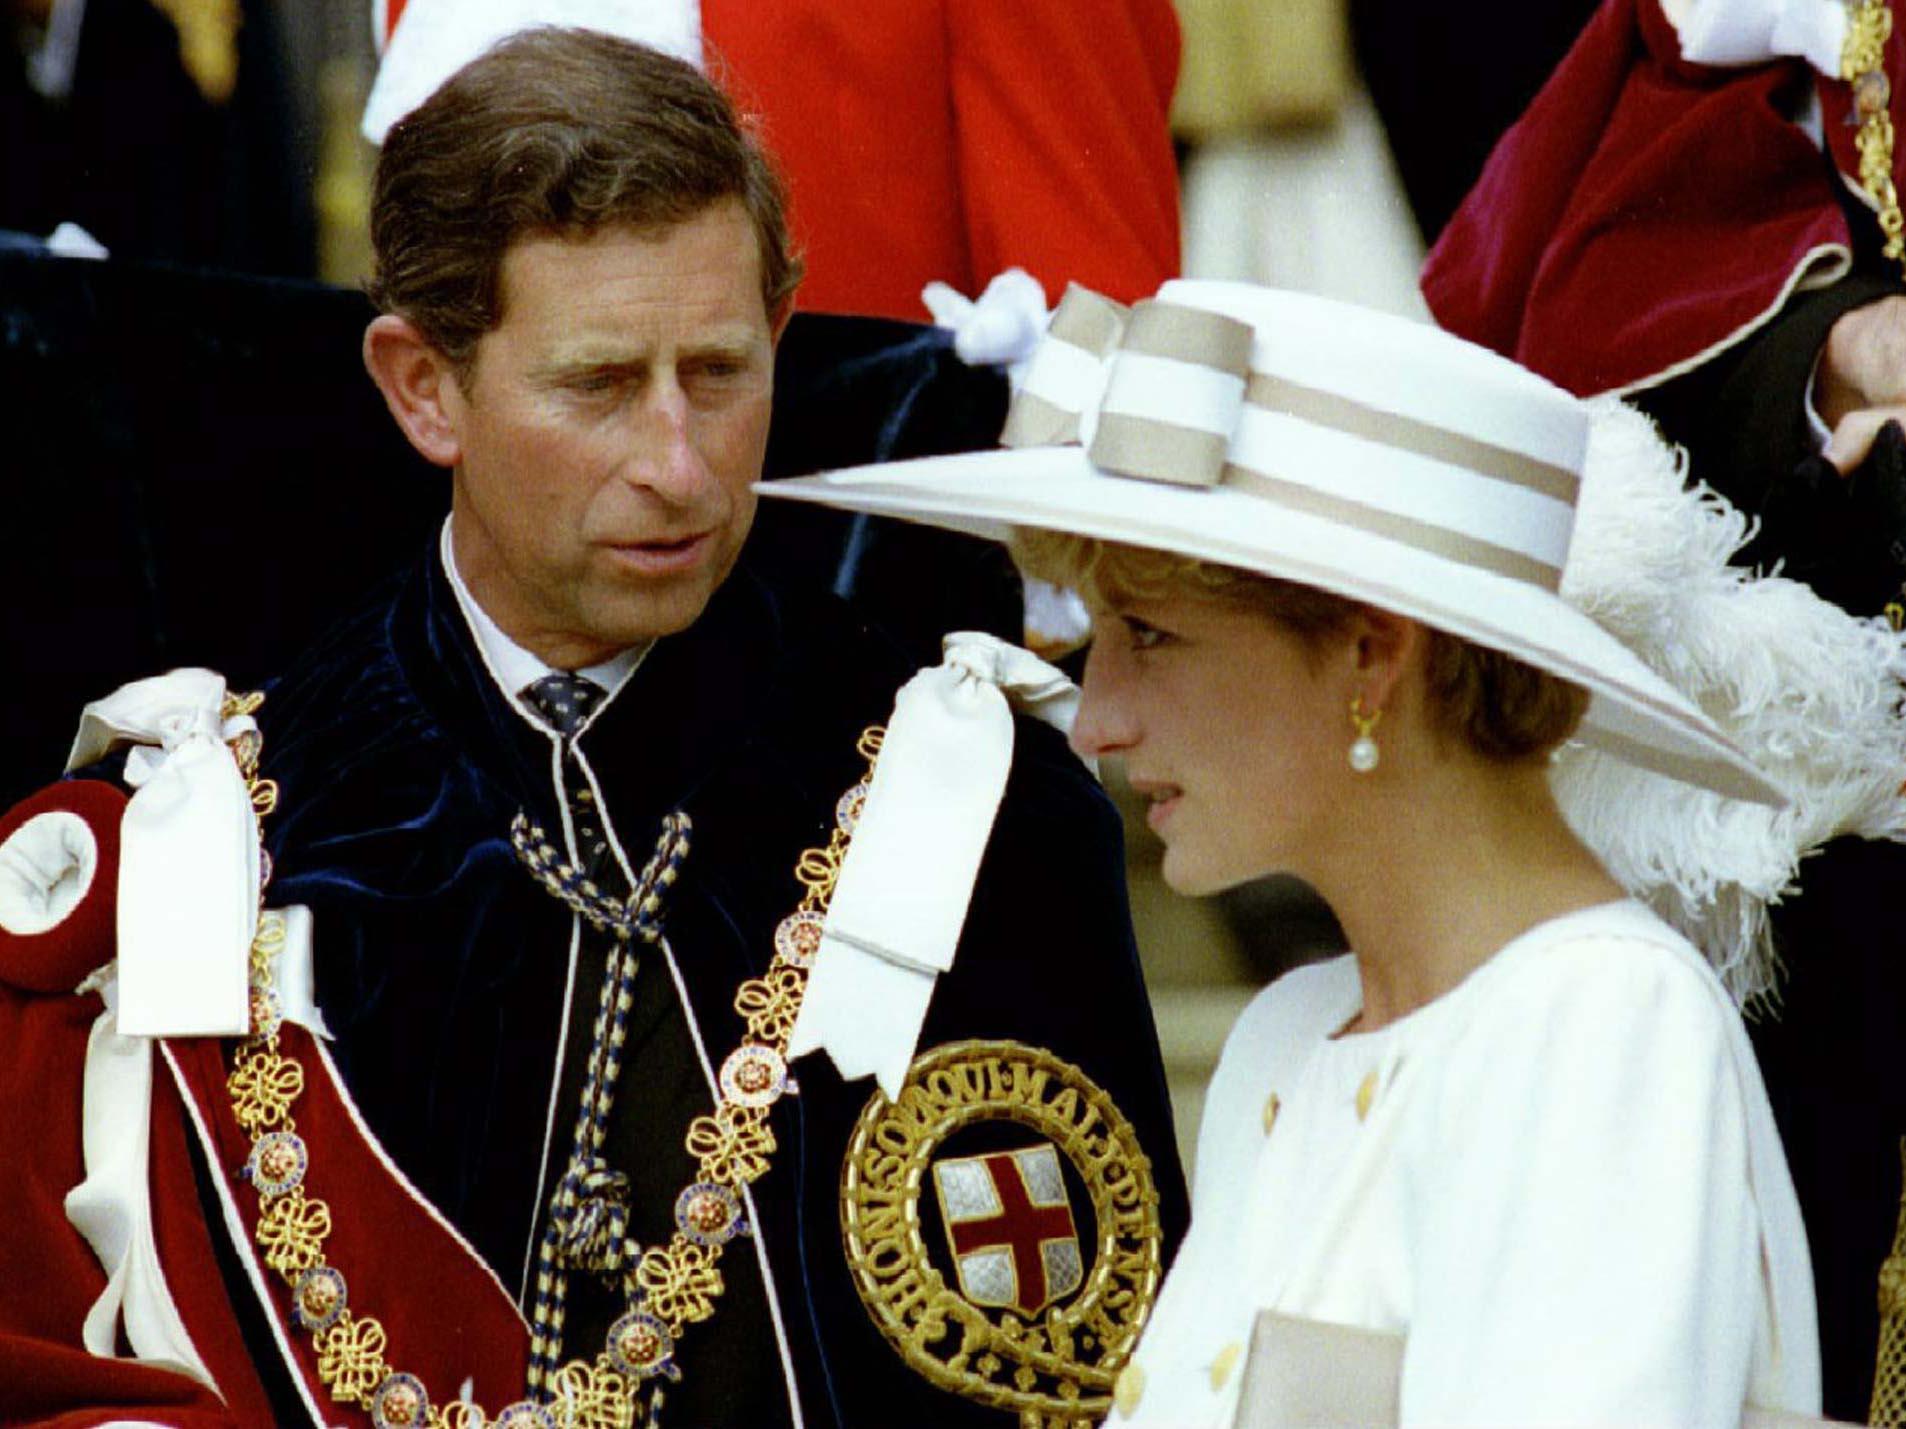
[363,314,465,470]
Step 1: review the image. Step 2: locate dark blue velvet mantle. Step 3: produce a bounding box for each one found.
[252,544,1188,1427]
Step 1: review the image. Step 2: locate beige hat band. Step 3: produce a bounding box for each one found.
[1003,284,1578,591]
[1241,374,1580,507]
[1220,466,1565,594]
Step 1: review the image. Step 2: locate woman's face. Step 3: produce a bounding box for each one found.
[1071,592,1353,895]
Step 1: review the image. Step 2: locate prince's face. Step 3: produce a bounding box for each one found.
[439,200,781,668]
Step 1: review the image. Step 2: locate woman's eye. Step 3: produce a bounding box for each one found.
[1123,617,1170,651]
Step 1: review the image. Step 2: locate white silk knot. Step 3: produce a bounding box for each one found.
[66,669,257,1038]
[923,267,1052,384]
[1663,0,1846,75]
[788,633,1081,1096]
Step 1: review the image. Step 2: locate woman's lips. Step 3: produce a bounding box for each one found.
[605,531,713,575]
[1131,780,1183,831]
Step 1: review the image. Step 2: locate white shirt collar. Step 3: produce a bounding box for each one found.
[438,518,647,711]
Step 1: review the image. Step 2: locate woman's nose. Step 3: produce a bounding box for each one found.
[1069,640,1140,759]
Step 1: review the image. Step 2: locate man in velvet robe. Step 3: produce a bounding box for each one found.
[0,27,1186,1428]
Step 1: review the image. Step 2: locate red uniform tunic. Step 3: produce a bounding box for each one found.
[380,0,1184,318]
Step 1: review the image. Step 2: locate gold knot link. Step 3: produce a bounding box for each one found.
[251,910,287,954]
[220,690,266,720]
[686,1103,776,1186]
[733,965,807,1045]
[316,1313,389,1404]
[1844,1,1906,271]
[229,1050,304,1132]
[249,912,287,986]
[792,843,844,902]
[1846,0,1893,75]
[634,1239,725,1327]
[555,1357,638,1429]
[257,1191,332,1274]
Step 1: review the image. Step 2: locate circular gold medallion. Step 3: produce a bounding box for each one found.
[841,1040,1163,1424]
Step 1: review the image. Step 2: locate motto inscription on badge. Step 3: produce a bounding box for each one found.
[842,1040,1162,1427]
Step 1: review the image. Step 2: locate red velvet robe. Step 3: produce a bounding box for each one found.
[1422,0,1905,396]
[0,781,536,1427]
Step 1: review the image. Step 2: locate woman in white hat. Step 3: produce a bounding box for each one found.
[761,280,1906,1426]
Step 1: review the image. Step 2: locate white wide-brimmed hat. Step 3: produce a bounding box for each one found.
[761,279,1785,807]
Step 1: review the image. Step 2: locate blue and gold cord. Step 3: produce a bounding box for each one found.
[510,810,692,1397]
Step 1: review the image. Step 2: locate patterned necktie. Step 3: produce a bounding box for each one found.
[521,673,613,884]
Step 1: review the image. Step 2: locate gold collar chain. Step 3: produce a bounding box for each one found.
[1845,0,1906,274]
[220,691,884,1429]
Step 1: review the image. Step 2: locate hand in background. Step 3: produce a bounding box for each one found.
[1817,295,1906,471]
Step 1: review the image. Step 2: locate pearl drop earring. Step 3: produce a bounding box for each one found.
[1348,696,1381,774]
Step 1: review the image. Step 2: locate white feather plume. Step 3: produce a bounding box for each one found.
[1552,398,1906,1005]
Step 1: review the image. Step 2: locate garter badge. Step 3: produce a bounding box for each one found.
[842,1040,1162,1426]
[934,1144,1083,1315]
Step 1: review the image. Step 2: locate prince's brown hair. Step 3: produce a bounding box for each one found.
[366,27,800,376]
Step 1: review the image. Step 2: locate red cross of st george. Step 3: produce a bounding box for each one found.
[949,1151,1078,1315]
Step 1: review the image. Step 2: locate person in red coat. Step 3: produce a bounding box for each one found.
[369,0,1183,320]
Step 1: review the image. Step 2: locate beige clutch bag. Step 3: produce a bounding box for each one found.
[1234,1311,1849,1429]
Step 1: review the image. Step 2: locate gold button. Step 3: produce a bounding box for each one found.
[1210,1340,1243,1390]
[1355,1069,1378,1121]
[1114,1361,1146,1417]
[1262,1091,1280,1135]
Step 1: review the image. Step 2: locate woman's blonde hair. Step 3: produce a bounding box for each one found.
[1015,529,1590,761]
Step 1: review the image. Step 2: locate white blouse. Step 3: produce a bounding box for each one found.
[1115,900,1820,1428]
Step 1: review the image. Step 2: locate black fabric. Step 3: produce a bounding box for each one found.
[250,545,1188,1426]
[0,254,1015,811]
[1755,425,1906,618]
[0,252,447,809]
[0,0,313,276]
[1632,248,1906,1421]
[1634,270,1904,523]
[1348,0,1601,243]
[754,311,1022,666]
[1749,838,1906,1421]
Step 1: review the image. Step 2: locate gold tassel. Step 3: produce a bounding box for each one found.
[149,0,240,105]
[1868,1139,1906,1425]
[1844,0,1906,278]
